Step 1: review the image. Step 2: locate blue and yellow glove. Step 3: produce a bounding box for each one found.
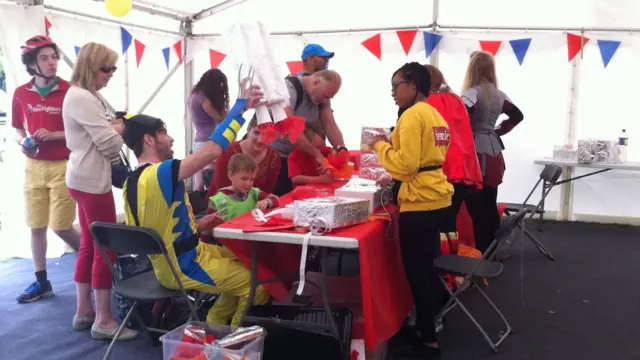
[208,98,247,151]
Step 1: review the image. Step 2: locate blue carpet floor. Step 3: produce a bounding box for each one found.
[1,221,640,359]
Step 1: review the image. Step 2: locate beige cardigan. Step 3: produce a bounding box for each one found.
[63,86,123,194]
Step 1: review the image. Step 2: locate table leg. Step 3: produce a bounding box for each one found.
[239,240,258,327]
[320,247,340,339]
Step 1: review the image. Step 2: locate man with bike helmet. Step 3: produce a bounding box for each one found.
[12,35,80,304]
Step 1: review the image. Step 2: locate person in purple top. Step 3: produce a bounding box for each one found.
[188,69,229,191]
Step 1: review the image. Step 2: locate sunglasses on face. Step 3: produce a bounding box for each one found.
[100,66,117,74]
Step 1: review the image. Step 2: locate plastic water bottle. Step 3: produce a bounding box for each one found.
[618,129,628,163]
[20,136,39,157]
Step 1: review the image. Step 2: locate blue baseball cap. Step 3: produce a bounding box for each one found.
[301,44,335,60]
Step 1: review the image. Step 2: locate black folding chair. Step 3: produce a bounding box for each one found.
[500,164,563,261]
[434,208,528,353]
[90,222,200,360]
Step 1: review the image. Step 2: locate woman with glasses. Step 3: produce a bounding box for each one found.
[62,42,138,341]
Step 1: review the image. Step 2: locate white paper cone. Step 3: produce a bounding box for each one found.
[255,106,272,125]
[270,104,288,123]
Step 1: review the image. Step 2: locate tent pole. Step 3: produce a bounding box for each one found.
[123,49,132,161]
[557,28,584,222]
[192,23,436,37]
[438,23,640,33]
[429,0,440,67]
[90,0,187,22]
[136,61,182,114]
[190,0,249,22]
[181,20,195,190]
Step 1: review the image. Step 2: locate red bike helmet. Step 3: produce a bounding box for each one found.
[21,35,58,80]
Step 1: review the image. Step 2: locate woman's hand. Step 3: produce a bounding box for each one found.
[362,134,388,147]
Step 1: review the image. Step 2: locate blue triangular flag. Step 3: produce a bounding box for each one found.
[162,47,171,70]
[597,39,621,68]
[74,46,81,56]
[423,32,443,59]
[120,26,133,54]
[0,71,6,93]
[509,38,532,65]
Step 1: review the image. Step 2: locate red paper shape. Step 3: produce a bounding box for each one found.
[362,33,382,60]
[44,17,52,37]
[134,39,145,67]
[286,60,304,75]
[173,40,183,63]
[479,40,502,56]
[567,33,590,62]
[274,116,305,144]
[257,122,278,144]
[396,30,418,55]
[209,49,226,68]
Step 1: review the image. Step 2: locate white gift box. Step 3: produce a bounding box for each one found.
[335,177,388,213]
[293,197,371,230]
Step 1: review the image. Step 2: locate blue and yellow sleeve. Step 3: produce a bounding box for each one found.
[209,98,248,151]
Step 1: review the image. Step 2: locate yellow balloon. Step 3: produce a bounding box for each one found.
[105,0,133,18]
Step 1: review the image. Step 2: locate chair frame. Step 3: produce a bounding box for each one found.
[500,164,563,261]
[90,222,201,360]
[435,209,528,353]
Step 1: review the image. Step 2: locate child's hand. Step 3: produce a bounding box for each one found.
[317,172,334,184]
[256,200,270,211]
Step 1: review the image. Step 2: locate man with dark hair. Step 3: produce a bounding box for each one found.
[120,83,273,327]
[12,35,80,304]
[299,43,334,76]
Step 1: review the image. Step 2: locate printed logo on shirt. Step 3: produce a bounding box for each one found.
[27,103,62,116]
[433,126,451,146]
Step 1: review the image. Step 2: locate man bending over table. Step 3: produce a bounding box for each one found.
[121,82,271,326]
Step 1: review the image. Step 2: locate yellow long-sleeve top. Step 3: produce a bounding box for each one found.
[373,102,454,212]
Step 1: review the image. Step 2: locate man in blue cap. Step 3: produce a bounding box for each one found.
[300,43,334,76]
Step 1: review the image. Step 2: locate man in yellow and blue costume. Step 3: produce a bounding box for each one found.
[120,81,270,326]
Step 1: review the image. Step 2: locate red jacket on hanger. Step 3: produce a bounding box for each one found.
[427,92,483,189]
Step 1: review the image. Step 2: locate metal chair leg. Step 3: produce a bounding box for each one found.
[103,301,138,360]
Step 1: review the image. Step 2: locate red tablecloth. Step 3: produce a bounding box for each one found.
[216,183,413,351]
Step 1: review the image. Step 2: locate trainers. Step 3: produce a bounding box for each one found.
[17,281,54,303]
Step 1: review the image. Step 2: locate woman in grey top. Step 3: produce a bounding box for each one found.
[188,69,229,191]
[460,51,524,254]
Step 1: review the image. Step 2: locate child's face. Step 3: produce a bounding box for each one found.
[228,170,257,194]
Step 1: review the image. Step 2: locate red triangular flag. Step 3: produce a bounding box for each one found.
[479,40,502,56]
[173,40,183,64]
[397,30,418,55]
[134,39,145,67]
[567,33,590,62]
[362,33,382,60]
[44,17,52,37]
[286,60,304,75]
[209,49,226,69]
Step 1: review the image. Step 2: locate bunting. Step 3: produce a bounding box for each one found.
[74,45,82,57]
[120,26,133,54]
[0,71,6,93]
[162,47,171,70]
[423,32,443,59]
[286,60,304,75]
[209,49,226,69]
[134,39,146,67]
[597,40,620,68]
[397,30,418,55]
[509,38,532,65]
[567,33,589,62]
[44,17,52,37]
[361,33,382,60]
[479,40,502,56]
[173,40,183,64]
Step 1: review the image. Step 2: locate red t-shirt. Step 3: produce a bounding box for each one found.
[12,77,71,161]
[287,148,319,180]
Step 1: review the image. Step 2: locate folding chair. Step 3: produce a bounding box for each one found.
[90,222,200,360]
[500,164,563,261]
[433,208,528,353]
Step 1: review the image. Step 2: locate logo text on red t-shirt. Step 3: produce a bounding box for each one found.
[433,126,451,146]
[27,103,62,116]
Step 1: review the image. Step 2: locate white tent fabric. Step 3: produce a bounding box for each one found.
[1,0,640,258]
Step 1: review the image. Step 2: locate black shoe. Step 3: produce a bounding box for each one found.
[17,281,53,303]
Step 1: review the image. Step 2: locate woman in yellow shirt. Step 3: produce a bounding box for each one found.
[364,62,453,359]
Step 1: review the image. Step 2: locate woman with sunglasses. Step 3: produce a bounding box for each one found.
[62,42,138,341]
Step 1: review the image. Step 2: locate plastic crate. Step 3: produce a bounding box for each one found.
[160,321,265,360]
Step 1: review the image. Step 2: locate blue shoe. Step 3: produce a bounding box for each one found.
[17,281,54,303]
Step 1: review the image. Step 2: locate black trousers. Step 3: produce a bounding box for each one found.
[273,157,293,196]
[440,184,474,234]
[465,185,500,254]
[399,208,446,344]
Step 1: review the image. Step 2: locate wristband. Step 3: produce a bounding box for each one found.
[209,98,248,151]
[336,145,348,153]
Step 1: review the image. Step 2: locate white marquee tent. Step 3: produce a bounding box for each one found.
[1,0,639,258]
